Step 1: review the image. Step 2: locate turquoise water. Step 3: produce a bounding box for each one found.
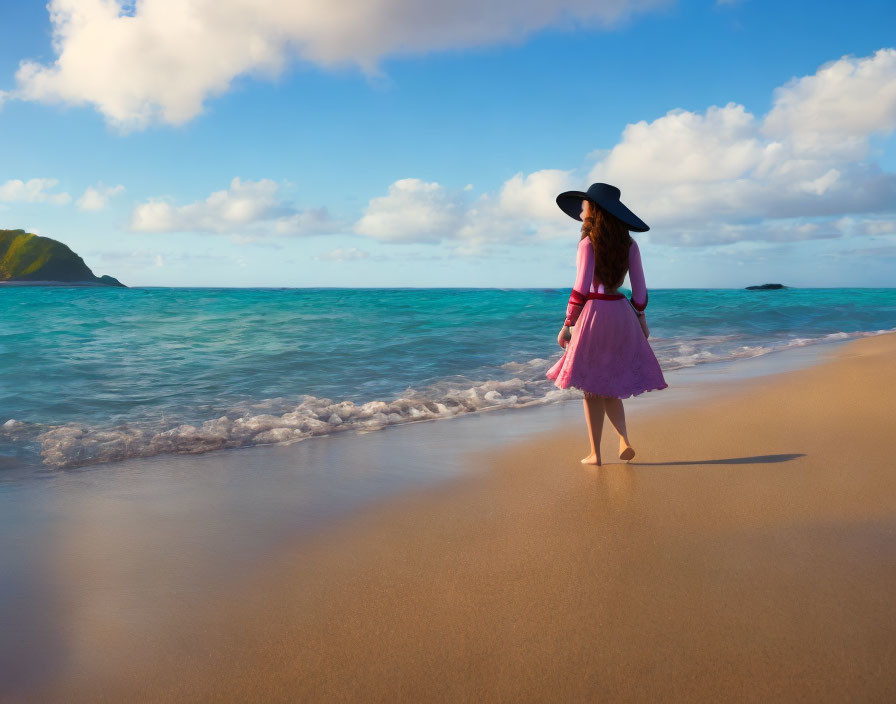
[1,286,894,470]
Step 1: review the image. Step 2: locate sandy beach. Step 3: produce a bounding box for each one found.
[12,332,896,703]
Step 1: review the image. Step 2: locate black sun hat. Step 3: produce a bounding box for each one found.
[556,182,649,232]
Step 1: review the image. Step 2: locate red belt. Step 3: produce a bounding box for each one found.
[586,292,625,300]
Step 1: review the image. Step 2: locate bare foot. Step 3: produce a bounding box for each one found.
[581,452,602,466]
[619,443,635,461]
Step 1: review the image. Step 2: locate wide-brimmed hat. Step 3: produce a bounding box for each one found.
[556,182,649,232]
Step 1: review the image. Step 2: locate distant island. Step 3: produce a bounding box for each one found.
[0,229,125,287]
[745,283,787,290]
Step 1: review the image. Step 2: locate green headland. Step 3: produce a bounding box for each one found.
[0,229,125,287]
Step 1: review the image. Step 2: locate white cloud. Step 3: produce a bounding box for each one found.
[82,247,233,268]
[350,50,896,252]
[764,48,896,157]
[832,216,896,237]
[587,106,895,227]
[354,178,467,243]
[819,239,896,260]
[0,178,71,205]
[9,0,672,131]
[655,218,847,247]
[271,208,339,236]
[314,247,371,262]
[129,177,342,241]
[584,48,896,237]
[352,171,577,253]
[497,169,578,220]
[864,220,896,236]
[76,182,125,211]
[591,103,771,188]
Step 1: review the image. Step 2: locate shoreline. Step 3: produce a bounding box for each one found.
[0,330,870,479]
[9,331,896,702]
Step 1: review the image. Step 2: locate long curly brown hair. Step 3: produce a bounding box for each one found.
[580,203,634,291]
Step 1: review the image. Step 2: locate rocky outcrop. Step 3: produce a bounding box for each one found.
[0,229,125,287]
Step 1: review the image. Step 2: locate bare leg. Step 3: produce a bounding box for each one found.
[604,397,635,460]
[581,392,605,465]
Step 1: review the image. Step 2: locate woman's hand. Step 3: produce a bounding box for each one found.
[638,315,650,339]
[558,326,572,348]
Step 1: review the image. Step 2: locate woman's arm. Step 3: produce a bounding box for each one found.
[628,239,648,312]
[563,238,594,327]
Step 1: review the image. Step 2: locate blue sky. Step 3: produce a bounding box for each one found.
[1,0,894,288]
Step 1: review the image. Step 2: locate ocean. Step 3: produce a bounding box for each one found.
[2,286,894,472]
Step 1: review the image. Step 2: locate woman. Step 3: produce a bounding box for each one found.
[546,183,668,466]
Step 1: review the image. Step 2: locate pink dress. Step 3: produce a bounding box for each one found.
[545,237,668,399]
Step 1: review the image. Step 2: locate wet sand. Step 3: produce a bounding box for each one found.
[14,332,896,702]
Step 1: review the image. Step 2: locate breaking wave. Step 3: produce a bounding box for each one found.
[3,327,892,470]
